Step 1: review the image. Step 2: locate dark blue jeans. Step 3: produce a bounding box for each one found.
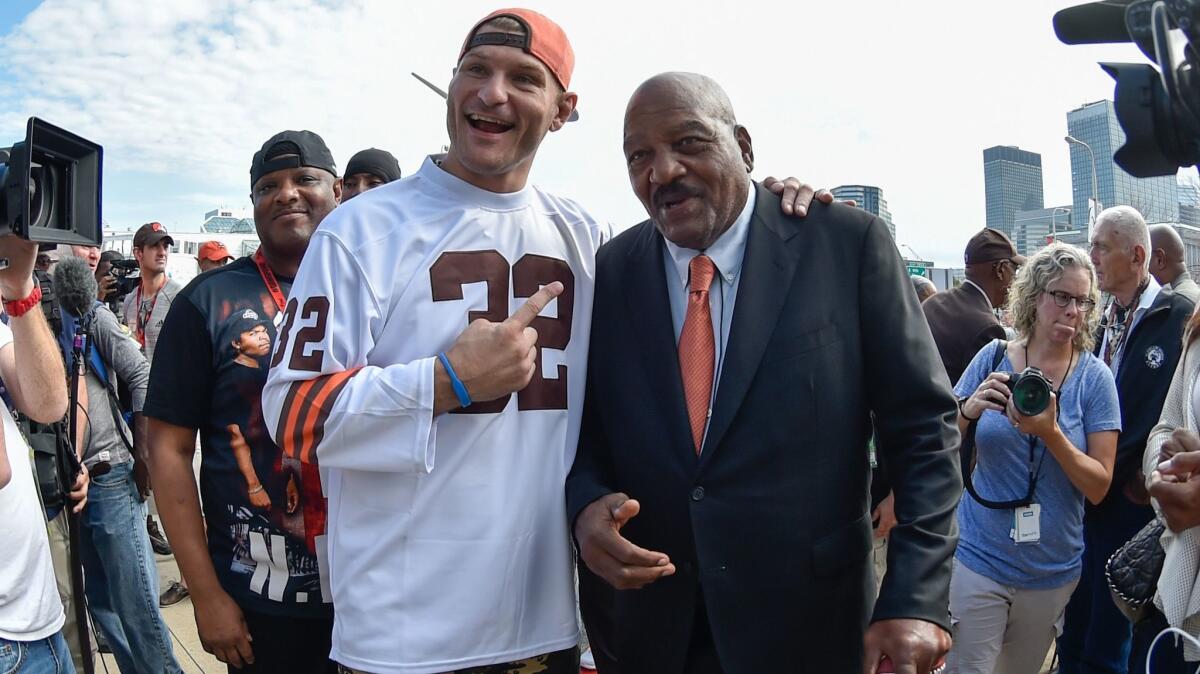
[0,631,75,673]
[80,460,181,673]
[1057,496,1154,674]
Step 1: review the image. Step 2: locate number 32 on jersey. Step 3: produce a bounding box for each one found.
[272,250,575,415]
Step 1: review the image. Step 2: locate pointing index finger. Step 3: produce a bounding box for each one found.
[505,281,563,328]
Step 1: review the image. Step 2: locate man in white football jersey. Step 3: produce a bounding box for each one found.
[263,9,824,674]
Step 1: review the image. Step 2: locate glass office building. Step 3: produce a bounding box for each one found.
[1067,100,1179,231]
[983,146,1044,242]
[830,184,895,239]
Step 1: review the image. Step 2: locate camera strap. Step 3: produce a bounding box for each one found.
[254,249,287,312]
[963,340,1064,510]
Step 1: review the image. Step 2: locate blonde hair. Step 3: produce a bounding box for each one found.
[1004,242,1100,352]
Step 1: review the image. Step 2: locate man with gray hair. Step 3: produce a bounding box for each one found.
[1149,223,1200,305]
[1058,205,1195,673]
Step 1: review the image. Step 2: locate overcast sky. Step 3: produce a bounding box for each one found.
[0,0,1174,266]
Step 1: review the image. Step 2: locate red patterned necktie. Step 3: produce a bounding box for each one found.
[679,254,716,454]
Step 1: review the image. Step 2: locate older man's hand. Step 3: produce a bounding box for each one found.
[862,618,950,674]
[575,492,675,590]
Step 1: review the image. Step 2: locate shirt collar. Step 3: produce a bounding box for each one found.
[663,180,755,288]
[961,279,992,308]
[1136,275,1162,312]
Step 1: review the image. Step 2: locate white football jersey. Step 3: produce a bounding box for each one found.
[262,157,610,674]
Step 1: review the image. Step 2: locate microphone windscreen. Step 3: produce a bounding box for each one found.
[52,256,98,319]
[1054,1,1134,45]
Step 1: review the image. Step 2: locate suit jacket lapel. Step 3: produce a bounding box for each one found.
[701,185,801,464]
[621,222,696,459]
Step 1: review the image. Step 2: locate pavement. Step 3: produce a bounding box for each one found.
[86,554,1060,673]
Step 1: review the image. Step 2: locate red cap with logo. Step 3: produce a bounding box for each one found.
[198,240,233,263]
[133,221,174,248]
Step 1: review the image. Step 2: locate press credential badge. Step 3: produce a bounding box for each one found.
[1012,503,1041,544]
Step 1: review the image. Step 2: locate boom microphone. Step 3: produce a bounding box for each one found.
[52,255,98,319]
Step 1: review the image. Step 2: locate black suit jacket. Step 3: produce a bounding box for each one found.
[566,184,963,673]
[922,283,1006,387]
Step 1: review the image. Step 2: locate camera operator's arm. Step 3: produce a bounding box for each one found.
[0,236,66,422]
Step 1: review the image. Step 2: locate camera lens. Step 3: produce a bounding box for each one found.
[1011,370,1051,417]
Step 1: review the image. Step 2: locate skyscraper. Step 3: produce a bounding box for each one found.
[830,184,894,238]
[1066,100,1179,231]
[983,145,1044,242]
[1014,206,1072,256]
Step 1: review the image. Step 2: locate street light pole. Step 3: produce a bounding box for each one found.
[1050,206,1071,242]
[1065,135,1101,240]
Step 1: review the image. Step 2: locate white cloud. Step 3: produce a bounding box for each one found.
[0,0,1163,264]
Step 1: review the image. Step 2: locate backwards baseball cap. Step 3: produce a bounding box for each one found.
[250,130,338,189]
[198,240,234,263]
[460,8,576,92]
[345,148,403,184]
[964,228,1026,266]
[133,222,174,249]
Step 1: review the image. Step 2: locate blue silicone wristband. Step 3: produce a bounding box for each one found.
[438,352,472,408]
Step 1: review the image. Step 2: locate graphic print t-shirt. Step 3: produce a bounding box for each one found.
[144,257,329,618]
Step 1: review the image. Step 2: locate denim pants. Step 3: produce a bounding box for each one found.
[0,631,75,674]
[1057,496,1154,674]
[79,460,181,673]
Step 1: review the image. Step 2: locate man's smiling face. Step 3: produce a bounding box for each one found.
[440,40,575,193]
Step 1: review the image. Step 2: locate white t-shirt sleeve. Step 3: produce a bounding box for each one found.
[262,231,437,474]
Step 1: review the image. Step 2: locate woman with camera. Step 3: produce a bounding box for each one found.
[946,243,1120,673]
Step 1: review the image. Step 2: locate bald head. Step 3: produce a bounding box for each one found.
[622,72,755,250]
[625,72,738,130]
[911,275,936,303]
[1149,223,1188,286]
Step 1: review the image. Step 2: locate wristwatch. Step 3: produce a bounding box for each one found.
[957,396,980,421]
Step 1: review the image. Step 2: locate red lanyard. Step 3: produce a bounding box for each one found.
[135,284,159,347]
[253,249,287,312]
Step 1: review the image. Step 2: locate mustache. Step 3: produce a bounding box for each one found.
[652,181,702,210]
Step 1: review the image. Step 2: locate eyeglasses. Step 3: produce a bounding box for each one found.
[1045,290,1096,312]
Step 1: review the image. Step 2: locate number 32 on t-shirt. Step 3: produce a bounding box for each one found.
[272,250,574,415]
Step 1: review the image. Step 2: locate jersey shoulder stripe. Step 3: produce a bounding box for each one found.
[277,368,361,464]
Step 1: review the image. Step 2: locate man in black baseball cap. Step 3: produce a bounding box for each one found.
[246,130,342,277]
[341,148,403,201]
[145,129,341,672]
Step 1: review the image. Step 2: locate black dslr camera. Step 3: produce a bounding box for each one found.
[0,117,102,245]
[1055,0,1200,177]
[1002,368,1054,417]
[107,258,140,297]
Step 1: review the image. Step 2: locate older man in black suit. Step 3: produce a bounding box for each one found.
[567,72,962,674]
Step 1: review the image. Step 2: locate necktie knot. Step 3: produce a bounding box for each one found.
[689,254,715,294]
